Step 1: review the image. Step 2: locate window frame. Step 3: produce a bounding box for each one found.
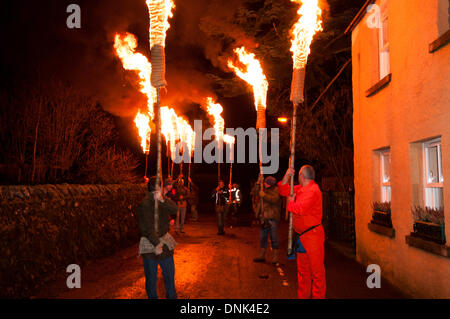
[423,138,444,209]
[378,0,390,80]
[380,149,391,203]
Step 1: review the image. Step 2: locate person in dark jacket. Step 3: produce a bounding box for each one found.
[174,175,189,233]
[212,180,228,235]
[253,176,282,264]
[227,183,241,227]
[137,176,178,299]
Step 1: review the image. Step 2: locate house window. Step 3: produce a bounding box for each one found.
[423,139,444,209]
[378,0,390,79]
[380,150,391,202]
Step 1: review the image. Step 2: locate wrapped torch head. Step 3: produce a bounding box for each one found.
[151,44,167,88]
[256,104,266,130]
[290,67,306,105]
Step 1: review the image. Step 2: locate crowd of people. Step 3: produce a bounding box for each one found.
[137,165,325,300]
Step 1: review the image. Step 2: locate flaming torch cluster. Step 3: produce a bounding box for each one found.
[287,0,322,255]
[161,106,195,179]
[112,0,322,257]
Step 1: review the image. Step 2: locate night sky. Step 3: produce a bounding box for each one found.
[0,0,363,194]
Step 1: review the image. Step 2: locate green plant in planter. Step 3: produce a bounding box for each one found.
[411,206,446,244]
[371,201,392,227]
[411,206,444,225]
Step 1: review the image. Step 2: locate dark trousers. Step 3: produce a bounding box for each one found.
[259,219,279,249]
[142,256,177,299]
[215,205,226,233]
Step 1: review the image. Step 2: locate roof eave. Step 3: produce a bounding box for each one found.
[344,0,376,35]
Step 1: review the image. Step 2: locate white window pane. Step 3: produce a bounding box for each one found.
[425,187,444,210]
[382,153,390,183]
[438,145,444,183]
[427,145,439,183]
[379,50,390,79]
[382,186,391,203]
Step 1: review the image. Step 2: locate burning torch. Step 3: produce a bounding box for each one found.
[227,47,268,223]
[147,0,175,235]
[287,0,322,255]
[224,134,235,201]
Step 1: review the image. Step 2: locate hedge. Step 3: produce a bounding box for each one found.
[0,183,147,298]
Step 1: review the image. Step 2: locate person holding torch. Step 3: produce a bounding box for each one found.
[278,165,325,299]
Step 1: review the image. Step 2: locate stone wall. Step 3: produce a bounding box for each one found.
[0,183,147,298]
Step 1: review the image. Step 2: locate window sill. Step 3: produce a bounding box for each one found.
[429,29,450,53]
[405,235,449,258]
[368,222,395,238]
[365,74,391,97]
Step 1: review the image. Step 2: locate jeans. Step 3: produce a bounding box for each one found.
[176,206,186,232]
[259,219,279,249]
[142,256,177,299]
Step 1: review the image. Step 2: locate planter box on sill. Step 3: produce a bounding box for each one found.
[412,221,446,245]
[406,235,450,258]
[371,210,393,228]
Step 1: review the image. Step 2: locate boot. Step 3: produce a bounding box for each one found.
[271,249,279,265]
[253,248,266,263]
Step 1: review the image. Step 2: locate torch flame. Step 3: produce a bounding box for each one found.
[223,134,235,145]
[161,106,195,160]
[205,97,225,142]
[146,0,175,48]
[134,110,151,154]
[227,47,268,111]
[290,0,323,70]
[114,32,156,119]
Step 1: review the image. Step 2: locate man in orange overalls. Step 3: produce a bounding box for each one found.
[278,165,325,299]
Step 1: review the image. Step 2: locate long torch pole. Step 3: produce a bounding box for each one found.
[287,102,298,256]
[145,152,149,178]
[167,141,170,178]
[188,161,191,190]
[257,105,265,220]
[154,90,163,236]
